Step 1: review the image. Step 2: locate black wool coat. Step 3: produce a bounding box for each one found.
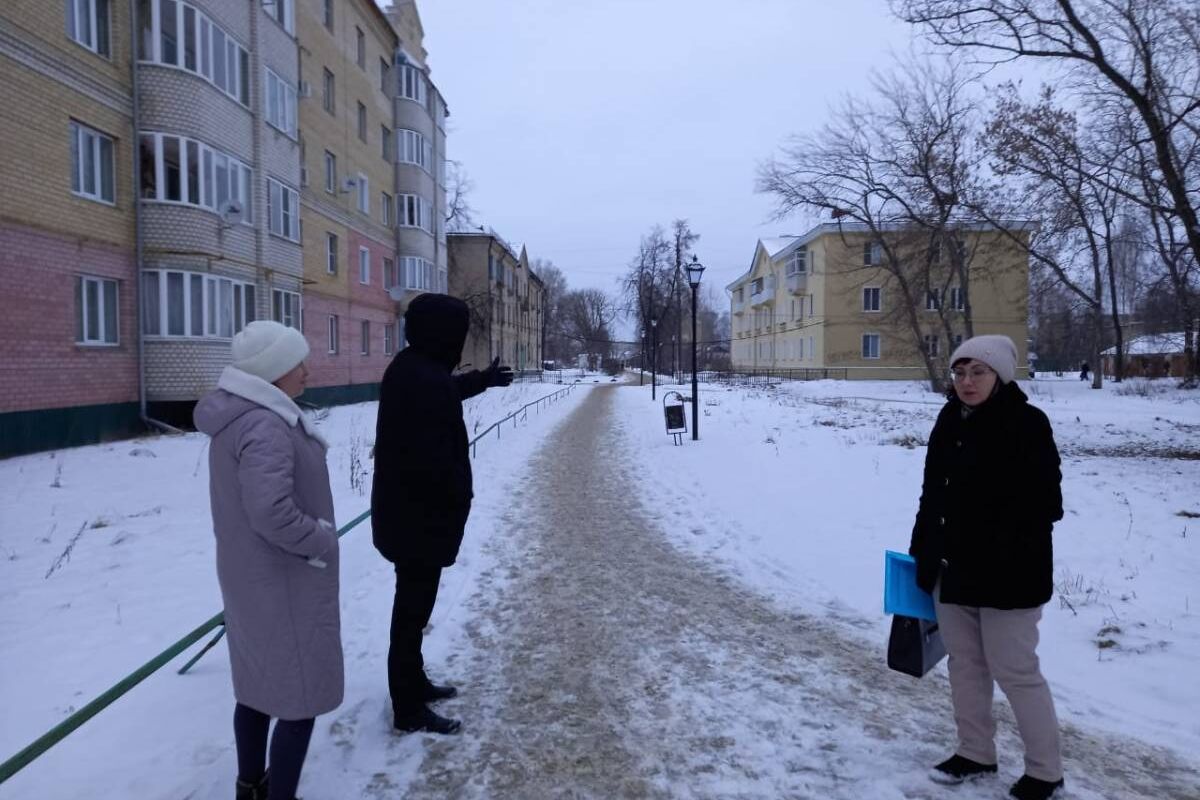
[371,295,489,567]
[908,382,1064,609]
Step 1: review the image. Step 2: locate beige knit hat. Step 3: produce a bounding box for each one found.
[230,320,309,383]
[950,334,1018,384]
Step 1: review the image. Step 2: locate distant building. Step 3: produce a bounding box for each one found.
[726,222,1033,380]
[1102,333,1190,378]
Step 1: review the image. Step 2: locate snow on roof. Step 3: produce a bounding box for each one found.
[1101,332,1187,356]
[761,236,801,258]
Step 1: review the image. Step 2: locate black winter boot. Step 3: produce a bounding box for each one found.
[1010,774,1065,800]
[394,704,462,735]
[929,754,998,785]
[234,772,268,800]
[421,681,458,702]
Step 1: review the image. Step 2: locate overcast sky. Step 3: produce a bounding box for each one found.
[414,0,918,301]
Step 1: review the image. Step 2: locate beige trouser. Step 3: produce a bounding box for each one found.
[935,591,1063,782]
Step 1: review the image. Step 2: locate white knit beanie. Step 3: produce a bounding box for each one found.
[950,334,1018,384]
[230,320,310,383]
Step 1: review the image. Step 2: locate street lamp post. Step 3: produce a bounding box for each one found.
[639,330,646,386]
[685,255,705,440]
[650,319,658,400]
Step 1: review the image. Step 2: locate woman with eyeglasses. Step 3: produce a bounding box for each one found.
[908,335,1066,800]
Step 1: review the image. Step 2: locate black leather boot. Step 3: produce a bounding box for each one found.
[394,704,461,735]
[235,772,268,800]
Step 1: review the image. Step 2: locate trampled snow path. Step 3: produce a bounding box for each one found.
[386,386,1199,800]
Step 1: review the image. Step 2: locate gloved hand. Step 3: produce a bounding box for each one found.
[485,357,514,387]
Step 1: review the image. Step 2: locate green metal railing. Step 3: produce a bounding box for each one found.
[0,384,579,786]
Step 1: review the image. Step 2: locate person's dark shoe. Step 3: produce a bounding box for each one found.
[422,681,458,702]
[235,772,268,800]
[1010,774,1065,800]
[394,705,462,735]
[929,754,998,785]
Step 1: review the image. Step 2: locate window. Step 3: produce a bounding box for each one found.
[262,0,293,34]
[360,319,370,355]
[139,132,251,220]
[77,276,118,344]
[381,192,393,226]
[265,69,297,137]
[863,240,882,267]
[862,333,881,359]
[383,321,394,355]
[398,256,435,290]
[398,194,432,232]
[862,287,881,312]
[322,68,335,114]
[272,288,299,329]
[323,150,336,193]
[397,129,431,171]
[787,247,807,275]
[327,315,339,353]
[68,0,111,56]
[381,126,392,162]
[358,247,370,285]
[949,287,965,311]
[379,57,389,92]
[70,122,115,203]
[398,65,426,104]
[356,173,369,213]
[139,1,248,105]
[383,257,395,289]
[355,27,365,69]
[952,333,964,349]
[926,288,941,311]
[322,0,333,30]
[142,269,254,338]
[267,178,299,241]
[924,334,940,356]
[357,102,367,142]
[325,233,338,274]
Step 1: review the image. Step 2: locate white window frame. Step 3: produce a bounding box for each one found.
[924,334,940,357]
[322,68,335,114]
[383,257,395,289]
[141,0,248,105]
[356,173,369,213]
[381,126,392,162]
[360,319,370,355]
[323,150,336,193]
[71,121,115,204]
[397,129,430,171]
[325,232,338,274]
[262,0,294,34]
[358,246,370,285]
[68,0,111,57]
[398,193,432,233]
[271,288,300,329]
[383,321,394,355]
[355,26,365,69]
[787,247,807,276]
[381,192,393,226]
[926,288,941,311]
[949,287,965,311]
[863,240,882,267]
[862,333,881,360]
[139,131,251,221]
[399,256,435,290]
[398,64,426,105]
[264,68,298,138]
[327,314,339,353]
[862,286,881,313]
[356,101,367,141]
[78,275,119,345]
[143,269,254,339]
[267,177,300,241]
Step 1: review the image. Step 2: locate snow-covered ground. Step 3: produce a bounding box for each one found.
[0,379,590,799]
[2,372,1197,798]
[616,375,1200,758]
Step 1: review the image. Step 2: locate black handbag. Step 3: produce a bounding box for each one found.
[887,614,947,677]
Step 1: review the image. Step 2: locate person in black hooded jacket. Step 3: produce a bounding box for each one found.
[371,293,512,734]
[909,335,1066,800]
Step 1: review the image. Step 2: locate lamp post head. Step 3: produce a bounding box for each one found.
[685,254,705,289]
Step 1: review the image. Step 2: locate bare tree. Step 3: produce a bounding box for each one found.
[532,259,570,365]
[759,59,996,391]
[622,227,676,374]
[561,288,618,366]
[443,159,476,234]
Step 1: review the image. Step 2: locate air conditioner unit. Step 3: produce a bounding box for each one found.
[298,80,312,98]
[299,167,309,187]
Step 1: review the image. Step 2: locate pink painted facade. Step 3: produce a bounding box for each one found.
[0,222,138,413]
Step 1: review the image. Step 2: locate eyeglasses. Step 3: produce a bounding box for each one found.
[951,367,995,382]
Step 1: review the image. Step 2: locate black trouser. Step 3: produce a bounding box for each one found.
[233,703,314,800]
[388,561,443,717]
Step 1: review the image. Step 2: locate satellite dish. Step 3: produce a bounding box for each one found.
[220,201,244,226]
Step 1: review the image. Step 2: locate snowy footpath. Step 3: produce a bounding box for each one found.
[1,376,1198,798]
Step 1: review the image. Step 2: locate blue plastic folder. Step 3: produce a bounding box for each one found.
[884,551,937,621]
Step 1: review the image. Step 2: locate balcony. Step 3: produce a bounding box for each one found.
[732,296,745,315]
[750,284,775,306]
[786,272,808,294]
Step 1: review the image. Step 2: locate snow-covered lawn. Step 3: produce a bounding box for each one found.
[0,380,590,799]
[616,375,1200,758]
